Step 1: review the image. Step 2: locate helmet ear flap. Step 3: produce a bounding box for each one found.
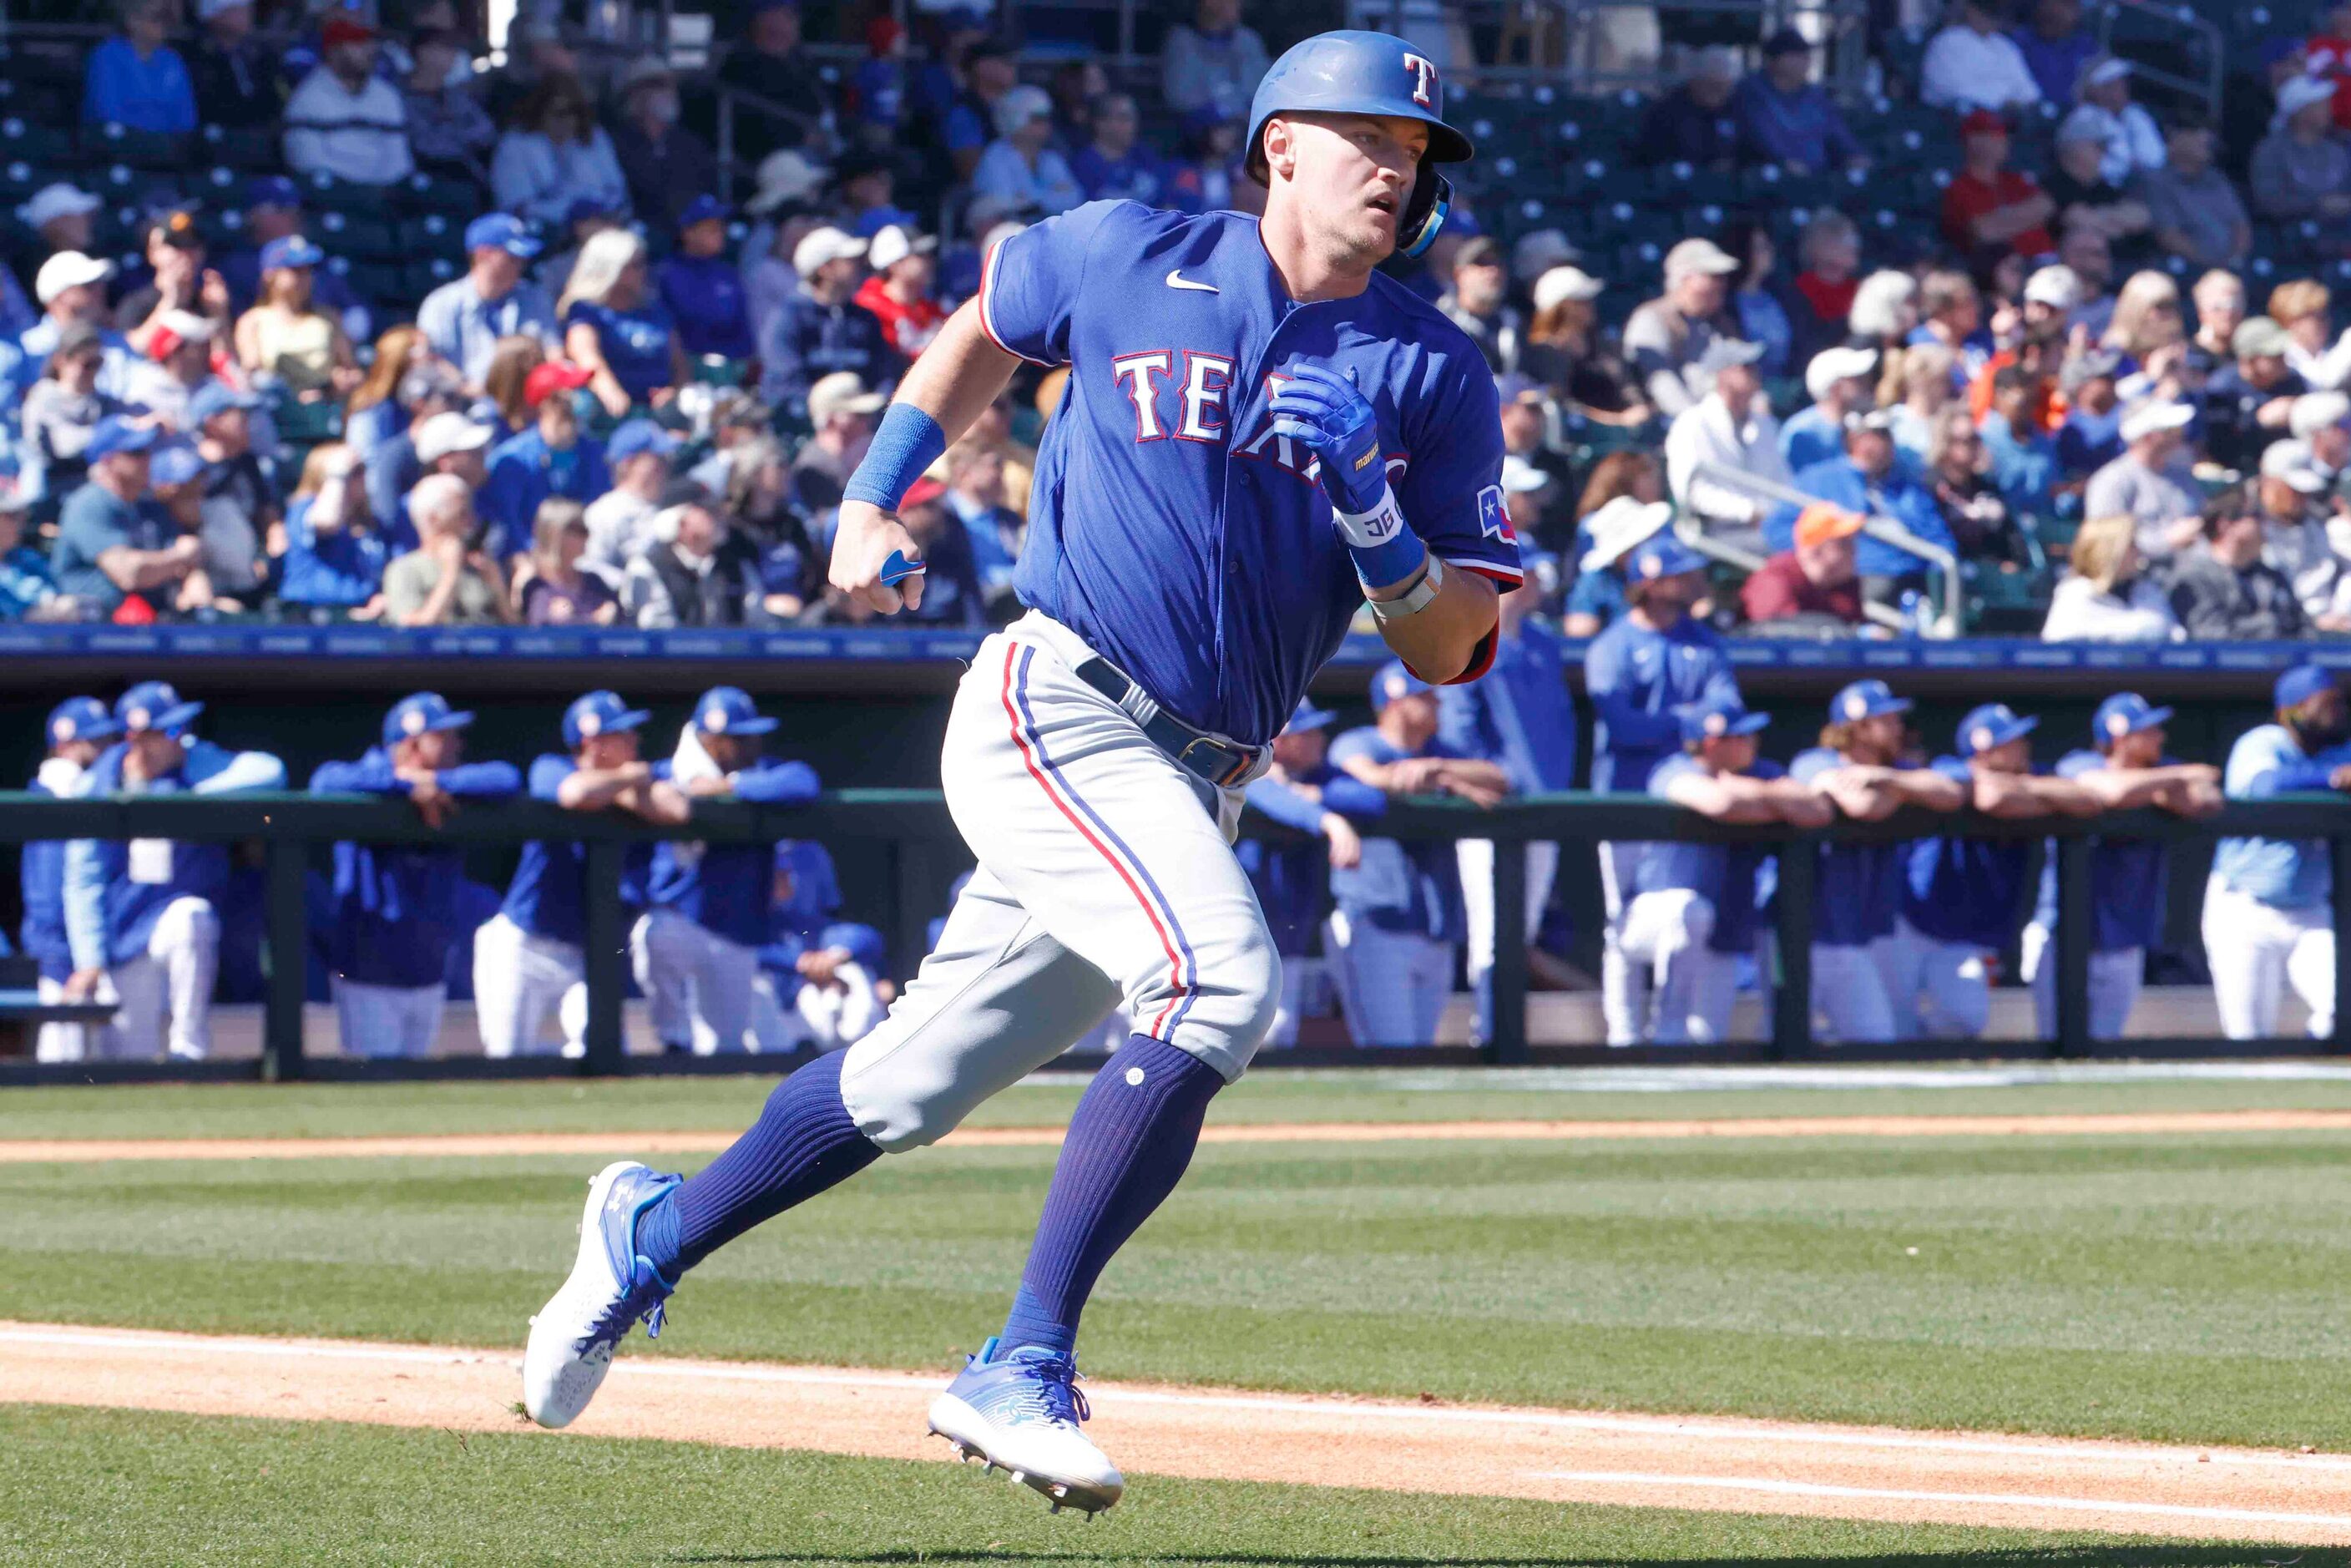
[1396,168,1450,260]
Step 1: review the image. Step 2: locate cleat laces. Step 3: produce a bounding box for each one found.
[1008,1353,1090,1426]
[581,1256,670,1352]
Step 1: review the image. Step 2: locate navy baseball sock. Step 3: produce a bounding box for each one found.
[640,1050,882,1277]
[998,1034,1226,1359]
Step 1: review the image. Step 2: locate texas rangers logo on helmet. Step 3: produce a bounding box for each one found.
[1403,53,1438,107]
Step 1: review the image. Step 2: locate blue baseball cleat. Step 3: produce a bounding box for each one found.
[928,1337,1125,1514]
[522,1160,681,1429]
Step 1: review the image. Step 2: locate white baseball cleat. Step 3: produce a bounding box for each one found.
[521,1160,681,1429]
[928,1337,1125,1514]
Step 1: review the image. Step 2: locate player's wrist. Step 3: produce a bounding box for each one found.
[1332,483,1425,590]
[842,402,947,511]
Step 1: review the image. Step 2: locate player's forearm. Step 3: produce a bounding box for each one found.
[1666,775,1780,822]
[889,303,1019,453]
[1372,566,1497,685]
[1889,770,1968,811]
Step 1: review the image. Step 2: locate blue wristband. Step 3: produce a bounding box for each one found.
[1332,487,1428,589]
[842,402,948,510]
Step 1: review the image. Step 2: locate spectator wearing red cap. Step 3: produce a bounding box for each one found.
[82,0,196,134]
[1741,501,1866,628]
[1921,0,2043,114]
[480,362,609,560]
[284,15,414,185]
[1942,110,2056,259]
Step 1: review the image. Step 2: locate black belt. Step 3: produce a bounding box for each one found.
[1072,657,1264,788]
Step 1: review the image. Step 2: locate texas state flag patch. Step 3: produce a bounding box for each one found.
[1477,483,1514,543]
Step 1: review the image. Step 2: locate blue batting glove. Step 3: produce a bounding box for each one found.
[1267,363,1389,517]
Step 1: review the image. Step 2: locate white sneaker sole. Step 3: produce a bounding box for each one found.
[927,1390,1125,1514]
[520,1160,643,1429]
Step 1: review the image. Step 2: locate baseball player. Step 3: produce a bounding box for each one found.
[1582,533,1739,1045]
[2207,664,2351,1038]
[1438,554,1575,1044]
[310,693,523,1060]
[1883,703,2103,1039]
[637,688,821,1055]
[22,697,123,1063]
[1239,700,1389,1046]
[748,839,894,1054]
[1623,695,1831,1043]
[1787,680,1965,1043]
[61,682,286,1061]
[1327,663,1509,1045]
[474,691,689,1058]
[2019,694,2221,1041]
[523,30,1515,1514]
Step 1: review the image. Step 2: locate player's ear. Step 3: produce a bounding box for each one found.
[1262,116,1296,182]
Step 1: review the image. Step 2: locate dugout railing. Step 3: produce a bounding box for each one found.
[2,790,2348,1084]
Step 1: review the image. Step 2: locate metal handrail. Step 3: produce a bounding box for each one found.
[1691,461,1964,637]
[1668,514,1912,635]
[2095,0,2223,124]
[4,788,2348,1081]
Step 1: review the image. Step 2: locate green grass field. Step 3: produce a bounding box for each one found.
[7,1067,2351,1561]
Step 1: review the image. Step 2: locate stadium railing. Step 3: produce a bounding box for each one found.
[3,790,2348,1084]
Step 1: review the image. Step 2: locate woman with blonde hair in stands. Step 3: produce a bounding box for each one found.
[2040,513,2181,640]
[234,235,358,401]
[2105,270,2187,362]
[2269,277,2351,390]
[342,324,435,462]
[1888,341,1956,469]
[1848,269,1921,407]
[482,333,547,437]
[559,226,687,419]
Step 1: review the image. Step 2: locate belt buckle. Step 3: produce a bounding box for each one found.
[1176,735,1253,788]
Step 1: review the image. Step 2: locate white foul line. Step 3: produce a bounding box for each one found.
[1529,1469,2351,1530]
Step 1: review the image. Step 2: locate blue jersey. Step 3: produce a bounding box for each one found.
[1641,754,1782,954]
[65,739,286,969]
[1582,613,1738,792]
[1436,620,1578,796]
[19,757,88,982]
[1903,756,2029,950]
[1238,762,1388,955]
[499,756,655,946]
[1787,746,1905,947]
[1326,727,1464,943]
[648,759,822,948]
[2214,723,2350,908]
[2030,750,2167,953]
[311,748,523,988]
[756,838,886,999]
[983,200,1521,745]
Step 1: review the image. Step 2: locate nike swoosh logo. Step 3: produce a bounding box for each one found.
[1165,269,1219,293]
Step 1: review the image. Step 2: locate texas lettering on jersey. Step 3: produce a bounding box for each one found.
[977,200,1519,746]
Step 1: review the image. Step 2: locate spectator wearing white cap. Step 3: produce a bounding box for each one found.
[1624,238,1742,418]
[2254,439,2351,628]
[1664,336,1789,544]
[2082,399,2204,558]
[972,84,1082,218]
[852,225,946,362]
[791,371,887,523]
[2252,76,2351,220]
[17,253,135,407]
[1519,266,1641,425]
[1921,0,2044,114]
[1782,346,1878,473]
[759,225,898,424]
[19,184,100,265]
[405,410,495,549]
[2064,56,2163,185]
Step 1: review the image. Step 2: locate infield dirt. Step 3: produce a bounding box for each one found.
[3,1321,2345,1545]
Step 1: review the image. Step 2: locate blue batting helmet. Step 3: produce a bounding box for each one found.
[1245,29,1474,260]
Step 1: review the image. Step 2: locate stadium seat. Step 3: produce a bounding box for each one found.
[315,210,402,261]
[0,115,68,165]
[82,124,191,172]
[199,122,280,172]
[397,173,478,217]
[270,397,344,445]
[402,213,467,262]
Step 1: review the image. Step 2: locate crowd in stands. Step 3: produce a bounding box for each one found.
[4,0,2351,645]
